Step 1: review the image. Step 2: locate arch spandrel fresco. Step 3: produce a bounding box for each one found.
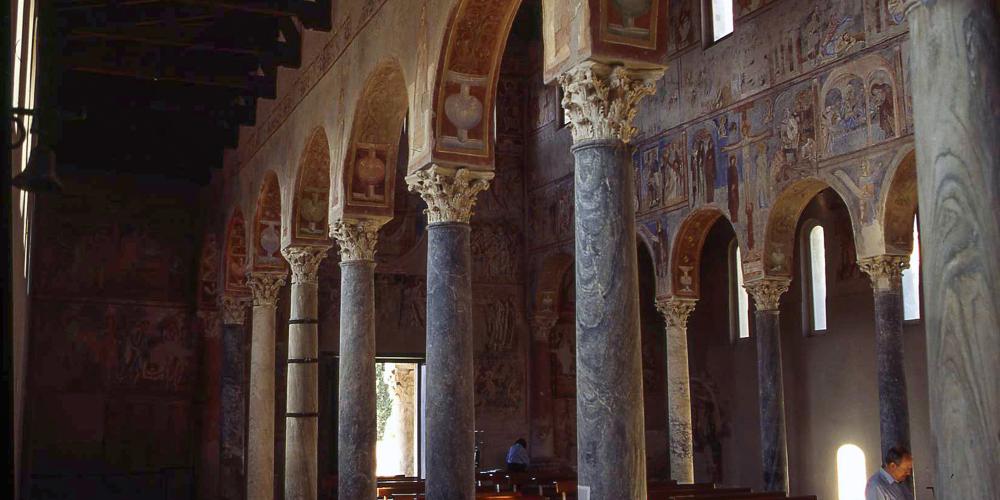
[253,172,285,272]
[291,127,332,244]
[223,210,250,296]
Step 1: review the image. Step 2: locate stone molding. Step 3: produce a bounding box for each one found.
[405,165,494,224]
[330,219,381,262]
[281,245,330,285]
[655,297,698,328]
[558,61,663,144]
[858,254,910,292]
[744,278,791,312]
[221,295,251,325]
[246,271,287,307]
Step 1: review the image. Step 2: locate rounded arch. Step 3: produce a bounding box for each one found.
[291,126,332,243]
[253,170,285,271]
[763,178,856,277]
[340,59,409,221]
[880,148,918,255]
[670,207,741,298]
[534,252,573,316]
[223,209,250,295]
[428,0,524,169]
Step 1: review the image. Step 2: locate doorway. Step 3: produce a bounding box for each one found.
[374,360,426,478]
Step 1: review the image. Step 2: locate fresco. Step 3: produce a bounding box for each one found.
[667,0,698,55]
[636,130,687,212]
[254,173,284,271]
[197,234,220,310]
[294,127,331,241]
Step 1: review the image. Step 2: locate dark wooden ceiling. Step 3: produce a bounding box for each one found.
[52,0,331,183]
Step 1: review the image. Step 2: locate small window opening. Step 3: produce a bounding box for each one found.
[902,216,920,321]
[836,444,867,500]
[807,224,827,332]
[732,242,750,340]
[709,0,734,42]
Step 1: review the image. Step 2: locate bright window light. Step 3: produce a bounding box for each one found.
[902,217,920,321]
[837,444,867,500]
[711,0,734,42]
[809,225,827,331]
[734,245,750,339]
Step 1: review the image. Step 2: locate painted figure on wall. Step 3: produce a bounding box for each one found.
[661,138,687,208]
[869,75,896,141]
[823,76,868,155]
[727,156,740,223]
[669,0,695,53]
[691,131,716,204]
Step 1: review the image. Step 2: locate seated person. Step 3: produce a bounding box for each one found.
[505,438,530,472]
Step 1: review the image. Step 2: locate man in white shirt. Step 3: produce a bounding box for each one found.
[505,438,530,472]
[865,446,914,500]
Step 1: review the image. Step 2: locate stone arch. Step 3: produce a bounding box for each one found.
[428,0,522,169]
[340,59,409,221]
[880,148,918,255]
[534,251,573,316]
[223,209,250,295]
[253,171,285,271]
[291,126,332,243]
[763,178,857,277]
[670,207,741,298]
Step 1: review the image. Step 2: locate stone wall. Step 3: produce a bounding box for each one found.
[23,170,207,498]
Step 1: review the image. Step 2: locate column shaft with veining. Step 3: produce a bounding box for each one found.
[558,61,661,499]
[281,246,329,500]
[246,272,287,500]
[656,297,698,484]
[407,166,492,500]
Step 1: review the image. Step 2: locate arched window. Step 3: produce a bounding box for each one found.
[730,241,750,340]
[804,223,827,332]
[902,216,921,321]
[708,0,734,42]
[836,444,867,500]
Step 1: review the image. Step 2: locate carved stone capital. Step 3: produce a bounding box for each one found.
[532,312,560,342]
[405,165,494,224]
[221,295,251,325]
[330,219,382,262]
[744,278,791,312]
[655,297,698,328]
[281,245,330,285]
[246,272,287,307]
[859,254,910,292]
[558,61,663,144]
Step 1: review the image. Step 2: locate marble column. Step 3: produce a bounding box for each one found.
[221,296,251,500]
[406,165,493,500]
[558,61,661,499]
[530,309,559,459]
[329,220,380,500]
[655,297,698,484]
[280,245,330,500]
[246,272,287,500]
[744,278,790,493]
[904,2,1000,499]
[858,255,912,460]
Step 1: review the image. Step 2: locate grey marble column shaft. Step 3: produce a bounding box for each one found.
[331,220,379,500]
[859,255,912,460]
[656,298,697,484]
[246,273,287,500]
[407,166,492,500]
[906,2,1000,499]
[426,222,475,500]
[571,139,647,499]
[282,246,328,500]
[745,279,789,493]
[558,61,661,499]
[221,297,250,500]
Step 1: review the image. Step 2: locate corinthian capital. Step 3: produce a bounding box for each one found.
[221,295,251,325]
[655,297,698,328]
[281,245,330,285]
[246,271,287,306]
[744,277,791,312]
[405,165,494,224]
[330,219,382,262]
[558,61,663,144]
[858,254,909,292]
